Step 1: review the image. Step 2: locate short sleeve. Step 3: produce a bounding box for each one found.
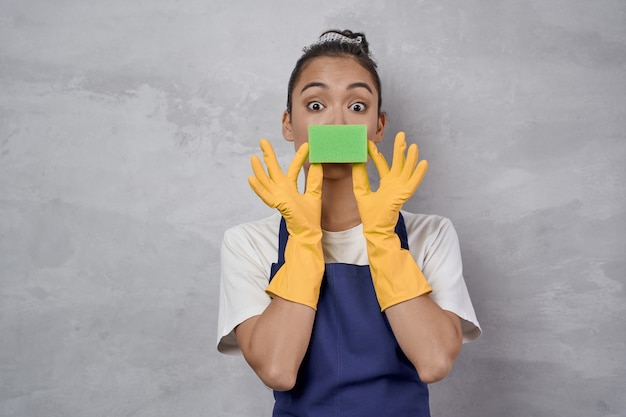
[216,219,278,354]
[406,213,482,342]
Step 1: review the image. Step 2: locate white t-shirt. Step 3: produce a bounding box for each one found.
[217,211,481,354]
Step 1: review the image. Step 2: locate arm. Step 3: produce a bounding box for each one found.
[353,133,462,383]
[385,298,462,383]
[236,298,315,391]
[240,139,324,390]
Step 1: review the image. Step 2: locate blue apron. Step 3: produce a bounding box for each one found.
[269,214,430,417]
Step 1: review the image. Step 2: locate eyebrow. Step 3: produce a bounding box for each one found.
[300,82,328,94]
[347,82,373,94]
[300,81,374,95]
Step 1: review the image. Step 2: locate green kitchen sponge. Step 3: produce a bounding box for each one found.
[308,124,367,163]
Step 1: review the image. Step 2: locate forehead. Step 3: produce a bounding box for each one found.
[295,56,376,89]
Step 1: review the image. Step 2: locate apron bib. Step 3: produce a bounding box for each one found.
[269,214,430,417]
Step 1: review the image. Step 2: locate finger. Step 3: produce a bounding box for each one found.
[407,159,428,194]
[401,143,419,181]
[305,163,323,199]
[352,163,372,197]
[248,176,277,208]
[390,132,407,177]
[367,140,390,177]
[286,142,309,182]
[259,139,285,181]
[250,155,273,190]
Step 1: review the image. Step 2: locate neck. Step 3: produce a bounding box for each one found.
[319,172,361,232]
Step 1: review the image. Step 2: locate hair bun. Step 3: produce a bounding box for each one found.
[303,29,370,55]
[324,30,369,51]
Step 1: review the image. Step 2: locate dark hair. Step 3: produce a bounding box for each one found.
[286,29,382,115]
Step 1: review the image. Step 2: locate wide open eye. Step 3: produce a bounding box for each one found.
[349,102,367,112]
[307,101,325,111]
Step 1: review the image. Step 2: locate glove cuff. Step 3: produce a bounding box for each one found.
[366,239,432,311]
[265,238,325,310]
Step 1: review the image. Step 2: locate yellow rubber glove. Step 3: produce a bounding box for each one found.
[352,132,432,311]
[248,139,324,310]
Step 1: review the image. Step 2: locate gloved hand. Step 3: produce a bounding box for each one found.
[248,139,324,310]
[352,132,432,311]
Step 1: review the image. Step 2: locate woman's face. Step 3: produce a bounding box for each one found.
[283,55,385,156]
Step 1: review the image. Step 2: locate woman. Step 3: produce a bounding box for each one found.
[217,29,481,416]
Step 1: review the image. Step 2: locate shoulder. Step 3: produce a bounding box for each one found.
[401,210,454,230]
[220,213,282,297]
[223,213,282,240]
[401,211,459,252]
[222,213,281,253]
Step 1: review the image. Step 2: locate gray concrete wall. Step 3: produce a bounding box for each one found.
[1,1,624,416]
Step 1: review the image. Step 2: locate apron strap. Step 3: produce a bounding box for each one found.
[269,217,288,281]
[395,212,409,250]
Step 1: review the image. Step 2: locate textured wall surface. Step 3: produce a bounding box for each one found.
[1,1,625,416]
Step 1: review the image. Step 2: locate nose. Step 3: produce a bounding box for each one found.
[325,107,347,125]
